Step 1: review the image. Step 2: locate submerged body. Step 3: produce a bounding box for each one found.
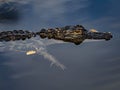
[0,25,113,45]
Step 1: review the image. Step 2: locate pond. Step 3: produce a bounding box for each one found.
[0,0,120,90]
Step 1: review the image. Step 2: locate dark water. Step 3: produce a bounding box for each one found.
[0,0,120,90]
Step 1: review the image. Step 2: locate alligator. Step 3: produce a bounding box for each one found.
[0,25,113,45]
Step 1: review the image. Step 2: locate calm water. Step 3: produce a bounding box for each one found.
[0,0,120,90]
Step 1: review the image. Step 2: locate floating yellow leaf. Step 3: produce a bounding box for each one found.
[26,50,36,55]
[90,29,98,32]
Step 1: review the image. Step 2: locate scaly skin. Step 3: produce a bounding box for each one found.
[0,25,113,45]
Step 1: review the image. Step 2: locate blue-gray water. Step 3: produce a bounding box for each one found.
[0,0,120,90]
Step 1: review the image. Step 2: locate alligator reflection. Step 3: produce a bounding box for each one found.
[0,25,113,45]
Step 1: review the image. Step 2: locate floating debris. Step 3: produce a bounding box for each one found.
[26,50,36,55]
